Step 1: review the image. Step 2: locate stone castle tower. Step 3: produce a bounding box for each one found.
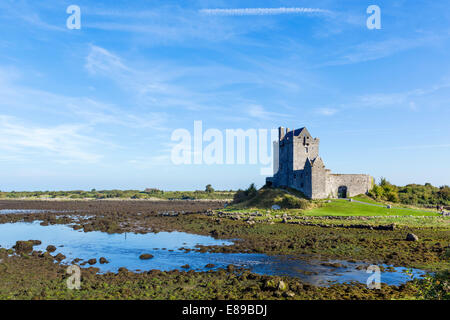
[266,127,373,199]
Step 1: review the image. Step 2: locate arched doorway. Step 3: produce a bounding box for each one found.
[338,186,348,198]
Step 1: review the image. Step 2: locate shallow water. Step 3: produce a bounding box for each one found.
[0,209,48,214]
[0,209,70,214]
[0,222,426,286]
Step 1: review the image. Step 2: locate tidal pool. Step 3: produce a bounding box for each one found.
[0,222,426,286]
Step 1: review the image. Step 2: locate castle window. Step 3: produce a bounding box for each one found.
[305,147,309,153]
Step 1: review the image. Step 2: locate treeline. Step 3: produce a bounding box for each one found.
[0,188,235,200]
[369,178,450,206]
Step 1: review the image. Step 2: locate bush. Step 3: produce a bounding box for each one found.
[233,183,258,204]
[275,194,310,209]
[369,179,449,206]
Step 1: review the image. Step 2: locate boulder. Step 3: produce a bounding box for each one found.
[181,264,190,269]
[99,257,109,264]
[205,264,215,268]
[87,258,97,265]
[139,254,154,260]
[46,245,57,253]
[406,233,419,241]
[54,253,66,262]
[271,205,281,210]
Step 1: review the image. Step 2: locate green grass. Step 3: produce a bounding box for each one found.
[305,199,439,217]
[351,194,385,205]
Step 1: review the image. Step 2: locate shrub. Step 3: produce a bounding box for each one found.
[275,194,310,209]
[233,183,258,204]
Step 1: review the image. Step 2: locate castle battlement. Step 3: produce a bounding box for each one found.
[267,127,373,199]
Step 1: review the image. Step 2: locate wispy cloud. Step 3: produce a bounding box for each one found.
[321,35,444,66]
[0,115,102,163]
[316,108,338,116]
[199,7,331,16]
[246,105,288,120]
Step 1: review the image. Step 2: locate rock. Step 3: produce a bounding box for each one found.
[181,264,190,269]
[46,245,57,253]
[139,254,154,260]
[387,205,392,209]
[321,262,345,268]
[282,218,288,223]
[99,257,109,264]
[406,233,419,241]
[271,205,281,210]
[205,264,215,268]
[226,264,235,272]
[13,241,35,253]
[87,258,97,265]
[54,253,66,262]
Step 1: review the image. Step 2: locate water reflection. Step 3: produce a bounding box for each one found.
[0,222,426,286]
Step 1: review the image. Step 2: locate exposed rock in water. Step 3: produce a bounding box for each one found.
[321,262,346,268]
[181,264,190,269]
[87,258,97,265]
[139,254,154,260]
[205,264,215,268]
[46,245,57,253]
[99,257,109,264]
[406,233,419,241]
[54,253,66,261]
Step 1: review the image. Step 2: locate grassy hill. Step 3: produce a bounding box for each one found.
[305,199,438,217]
[230,187,311,210]
[229,186,440,217]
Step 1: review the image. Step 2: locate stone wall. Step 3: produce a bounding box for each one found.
[326,174,373,198]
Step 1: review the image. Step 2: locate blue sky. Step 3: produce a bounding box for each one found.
[0,0,449,191]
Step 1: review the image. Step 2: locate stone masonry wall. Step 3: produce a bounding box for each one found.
[326,174,373,198]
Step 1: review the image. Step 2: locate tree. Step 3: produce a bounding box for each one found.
[205,184,214,193]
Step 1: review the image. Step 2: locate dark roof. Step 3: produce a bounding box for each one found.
[285,127,310,138]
